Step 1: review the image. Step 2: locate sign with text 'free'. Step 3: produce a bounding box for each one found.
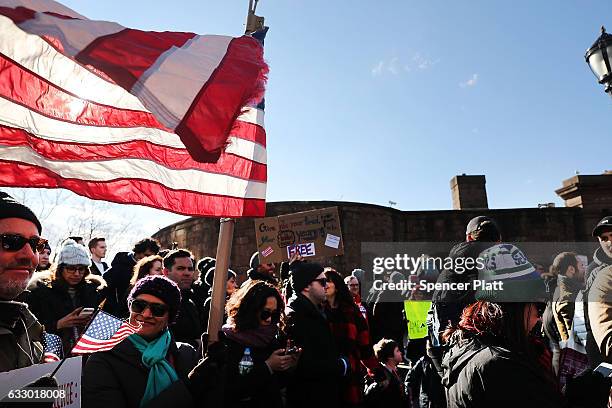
[255,207,344,263]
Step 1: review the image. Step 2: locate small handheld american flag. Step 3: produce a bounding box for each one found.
[71,311,140,354]
[42,332,63,363]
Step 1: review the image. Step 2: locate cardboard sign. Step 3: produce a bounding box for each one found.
[255,207,344,263]
[0,356,82,408]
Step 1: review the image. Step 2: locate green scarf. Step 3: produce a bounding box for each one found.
[128,330,178,407]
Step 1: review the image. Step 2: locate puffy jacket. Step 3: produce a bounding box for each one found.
[442,335,565,408]
[82,337,197,408]
[26,271,106,353]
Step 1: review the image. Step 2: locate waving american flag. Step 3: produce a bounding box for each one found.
[72,311,140,354]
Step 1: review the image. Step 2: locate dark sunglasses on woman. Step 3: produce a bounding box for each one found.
[130,299,169,317]
[0,234,48,253]
[260,310,281,323]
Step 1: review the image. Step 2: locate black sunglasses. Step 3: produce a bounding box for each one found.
[313,277,327,287]
[0,234,48,253]
[260,310,281,323]
[130,299,169,317]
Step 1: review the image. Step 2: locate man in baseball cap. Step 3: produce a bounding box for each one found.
[0,191,46,371]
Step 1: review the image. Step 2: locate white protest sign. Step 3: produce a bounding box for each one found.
[0,357,82,408]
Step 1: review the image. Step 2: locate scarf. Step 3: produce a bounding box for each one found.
[221,322,277,348]
[128,330,178,407]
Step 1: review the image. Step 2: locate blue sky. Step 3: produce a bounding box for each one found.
[11,0,612,251]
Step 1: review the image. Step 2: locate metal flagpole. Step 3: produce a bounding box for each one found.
[206,0,265,345]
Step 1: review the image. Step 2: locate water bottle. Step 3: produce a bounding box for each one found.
[238,347,254,375]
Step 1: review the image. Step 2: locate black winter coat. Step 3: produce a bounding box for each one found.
[364,364,407,408]
[285,294,340,408]
[220,333,284,408]
[431,241,495,330]
[26,271,105,352]
[102,252,136,317]
[442,336,565,408]
[170,289,205,348]
[405,355,446,408]
[82,337,198,408]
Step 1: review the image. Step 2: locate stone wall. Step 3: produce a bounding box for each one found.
[153,201,611,280]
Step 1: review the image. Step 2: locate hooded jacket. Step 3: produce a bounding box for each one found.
[442,335,565,408]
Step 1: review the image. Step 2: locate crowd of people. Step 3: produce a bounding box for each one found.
[0,191,611,407]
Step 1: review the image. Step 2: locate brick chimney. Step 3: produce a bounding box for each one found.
[555,173,612,210]
[450,175,489,210]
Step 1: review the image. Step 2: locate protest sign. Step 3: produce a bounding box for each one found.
[255,207,344,263]
[0,357,82,408]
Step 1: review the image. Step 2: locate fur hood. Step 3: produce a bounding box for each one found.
[27,270,107,291]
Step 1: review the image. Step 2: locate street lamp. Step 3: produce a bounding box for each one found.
[585,26,612,96]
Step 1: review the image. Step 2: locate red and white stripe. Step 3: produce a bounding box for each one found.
[0,0,268,217]
[71,321,140,354]
[43,352,60,363]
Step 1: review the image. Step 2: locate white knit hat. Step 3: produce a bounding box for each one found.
[57,239,92,266]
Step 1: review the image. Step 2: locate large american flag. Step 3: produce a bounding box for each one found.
[72,311,140,354]
[0,0,267,217]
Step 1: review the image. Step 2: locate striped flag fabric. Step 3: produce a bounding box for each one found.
[71,311,140,354]
[0,0,268,217]
[41,332,63,363]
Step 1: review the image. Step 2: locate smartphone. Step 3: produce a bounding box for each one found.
[78,308,95,317]
[285,339,298,355]
[594,362,612,377]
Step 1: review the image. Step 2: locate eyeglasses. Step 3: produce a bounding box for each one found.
[313,278,327,287]
[0,234,48,253]
[63,265,88,274]
[130,299,169,317]
[260,310,281,323]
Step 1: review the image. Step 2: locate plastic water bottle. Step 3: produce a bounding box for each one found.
[238,347,254,375]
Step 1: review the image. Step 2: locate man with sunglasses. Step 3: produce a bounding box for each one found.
[285,261,349,408]
[0,192,46,371]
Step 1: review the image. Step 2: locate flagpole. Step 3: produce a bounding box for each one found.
[206,217,235,343]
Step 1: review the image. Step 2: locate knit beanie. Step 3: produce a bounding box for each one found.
[249,251,260,269]
[0,192,42,234]
[475,243,547,302]
[204,267,237,287]
[128,275,181,322]
[197,257,216,274]
[57,239,91,266]
[290,261,324,293]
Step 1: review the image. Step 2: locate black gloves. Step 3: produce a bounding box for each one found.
[0,375,58,408]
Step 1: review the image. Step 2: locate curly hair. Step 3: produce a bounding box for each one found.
[225,280,284,331]
[131,255,164,286]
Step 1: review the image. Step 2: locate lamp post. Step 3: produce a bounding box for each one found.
[585,26,612,97]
